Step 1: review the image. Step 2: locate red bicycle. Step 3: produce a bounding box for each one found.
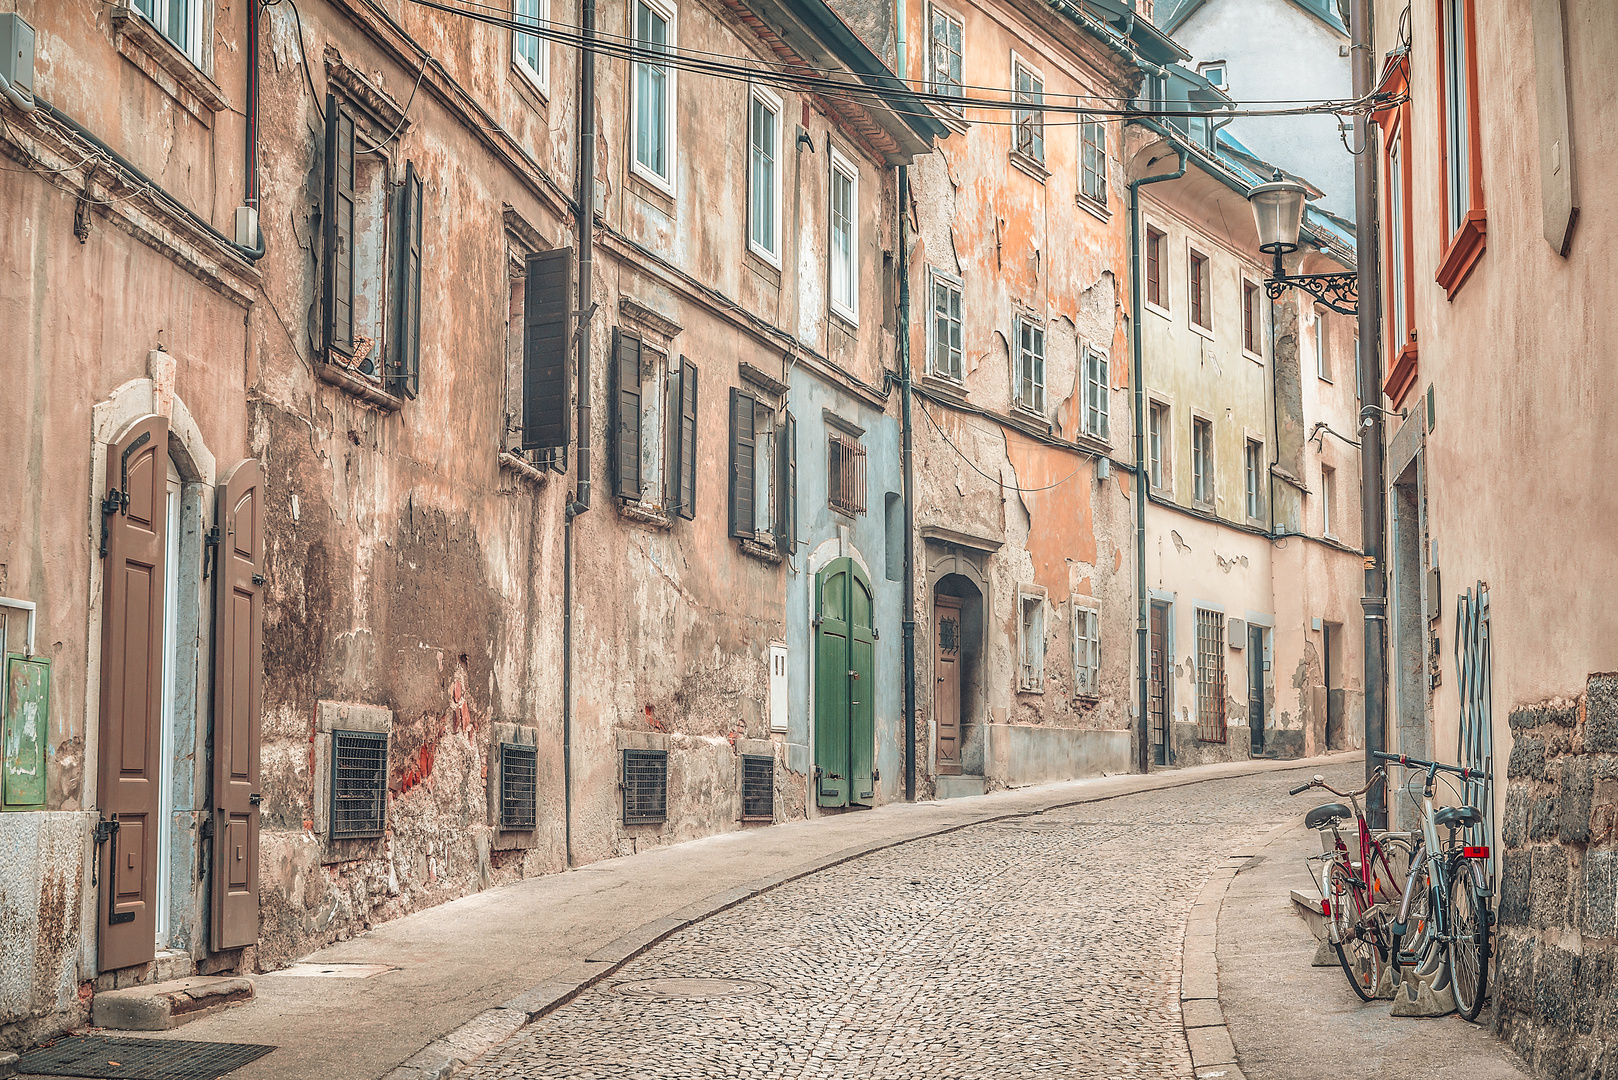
[1290,769,1409,1000]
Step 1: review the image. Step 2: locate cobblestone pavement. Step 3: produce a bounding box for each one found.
[465,762,1362,1080]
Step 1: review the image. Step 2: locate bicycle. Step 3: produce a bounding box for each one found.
[1289,768,1407,1001]
[1373,751,1495,1021]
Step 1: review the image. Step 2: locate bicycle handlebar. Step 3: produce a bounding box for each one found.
[1288,770,1384,800]
[1288,782,1311,796]
[1371,750,1486,783]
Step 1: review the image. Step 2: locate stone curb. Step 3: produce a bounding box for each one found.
[384,755,1354,1080]
[1178,817,1300,1080]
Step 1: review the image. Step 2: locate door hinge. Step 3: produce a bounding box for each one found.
[202,526,221,579]
[98,489,128,558]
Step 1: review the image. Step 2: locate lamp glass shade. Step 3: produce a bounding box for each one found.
[1249,179,1307,255]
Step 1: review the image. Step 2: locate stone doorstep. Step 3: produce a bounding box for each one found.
[1290,887,1329,941]
[91,976,255,1031]
[0,1051,17,1080]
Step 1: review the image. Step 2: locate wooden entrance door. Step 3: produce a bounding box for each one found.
[1149,602,1168,766]
[933,595,963,776]
[814,558,875,808]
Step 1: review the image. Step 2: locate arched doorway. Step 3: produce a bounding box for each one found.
[933,573,983,776]
[813,557,874,808]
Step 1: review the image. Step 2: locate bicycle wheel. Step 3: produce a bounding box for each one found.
[1390,860,1437,973]
[1447,862,1492,1021]
[1329,862,1383,1002]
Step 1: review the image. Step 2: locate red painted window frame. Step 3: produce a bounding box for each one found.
[1373,58,1419,408]
[1242,280,1257,354]
[1189,249,1210,330]
[1146,226,1164,309]
[1433,0,1487,298]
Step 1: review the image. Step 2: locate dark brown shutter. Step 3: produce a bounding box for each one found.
[321,97,355,359]
[390,161,423,398]
[97,414,169,972]
[675,358,698,519]
[776,410,796,553]
[211,459,264,949]
[611,329,643,500]
[729,388,756,537]
[522,248,574,451]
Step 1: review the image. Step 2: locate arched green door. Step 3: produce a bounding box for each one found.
[815,558,874,808]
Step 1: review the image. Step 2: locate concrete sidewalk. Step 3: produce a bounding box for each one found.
[60,753,1355,1080]
[1215,818,1528,1080]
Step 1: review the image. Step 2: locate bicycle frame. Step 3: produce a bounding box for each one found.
[1389,757,1490,956]
[1311,773,1402,940]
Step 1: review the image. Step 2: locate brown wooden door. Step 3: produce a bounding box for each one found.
[97,415,169,971]
[212,459,264,949]
[1149,603,1168,766]
[933,595,963,776]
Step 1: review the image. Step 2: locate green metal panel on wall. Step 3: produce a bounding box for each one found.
[3,655,49,811]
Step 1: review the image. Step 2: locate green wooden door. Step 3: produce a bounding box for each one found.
[814,558,875,808]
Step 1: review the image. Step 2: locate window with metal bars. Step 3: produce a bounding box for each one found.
[622,748,668,824]
[331,730,388,839]
[828,431,867,516]
[500,742,538,829]
[1195,610,1227,743]
[741,754,774,820]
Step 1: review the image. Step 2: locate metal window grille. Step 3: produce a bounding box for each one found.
[828,432,867,516]
[1196,610,1228,744]
[331,730,388,839]
[741,754,774,820]
[622,748,668,824]
[500,742,538,829]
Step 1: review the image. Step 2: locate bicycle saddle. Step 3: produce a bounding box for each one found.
[1434,805,1483,829]
[1305,802,1352,830]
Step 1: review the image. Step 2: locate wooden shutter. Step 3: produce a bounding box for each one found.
[390,161,423,399]
[775,410,796,553]
[522,248,574,451]
[321,97,356,359]
[675,358,698,519]
[211,459,264,949]
[813,562,849,808]
[848,564,875,806]
[728,388,756,537]
[611,329,643,500]
[97,414,169,972]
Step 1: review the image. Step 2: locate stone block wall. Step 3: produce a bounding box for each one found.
[1494,675,1618,1078]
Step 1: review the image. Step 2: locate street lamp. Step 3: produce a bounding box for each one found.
[1249,171,1358,315]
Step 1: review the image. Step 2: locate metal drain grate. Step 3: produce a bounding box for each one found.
[331,729,388,839]
[741,754,774,820]
[621,748,667,824]
[18,1035,275,1080]
[500,742,537,829]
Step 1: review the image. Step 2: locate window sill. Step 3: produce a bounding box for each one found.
[1076,193,1111,223]
[1144,300,1172,321]
[935,109,969,136]
[1383,340,1419,408]
[1244,348,1264,365]
[112,5,228,120]
[921,373,968,401]
[1009,150,1050,183]
[1435,211,1487,299]
[1011,402,1048,427]
[1193,499,1215,514]
[1189,320,1215,343]
[829,504,865,522]
[500,450,549,485]
[511,59,551,115]
[1076,430,1110,454]
[619,501,673,530]
[629,162,676,203]
[829,305,859,332]
[318,359,403,412]
[745,248,783,287]
[1017,683,1045,695]
[739,536,784,563]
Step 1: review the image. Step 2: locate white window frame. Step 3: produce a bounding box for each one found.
[747,84,783,266]
[630,0,678,194]
[1197,60,1228,91]
[828,147,860,324]
[929,5,965,105]
[1240,273,1264,362]
[1440,0,1471,240]
[1244,437,1264,521]
[1322,464,1336,538]
[1011,53,1045,166]
[1315,306,1332,382]
[1071,599,1100,698]
[1018,586,1047,693]
[1142,217,1171,319]
[1082,344,1109,441]
[1192,414,1215,507]
[133,0,205,67]
[1187,238,1214,340]
[927,269,964,382]
[513,0,550,96]
[1148,398,1170,492]
[1012,314,1046,416]
[1079,117,1107,208]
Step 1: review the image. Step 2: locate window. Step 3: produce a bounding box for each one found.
[1389,135,1408,354]
[1242,280,1260,356]
[1072,603,1099,697]
[730,389,791,542]
[748,87,782,263]
[1188,248,1211,332]
[1322,465,1336,537]
[929,272,963,381]
[1315,309,1331,381]
[1245,439,1264,520]
[1145,226,1166,311]
[929,7,964,104]
[632,0,676,190]
[1434,0,1485,294]
[1080,118,1106,206]
[828,430,867,517]
[1195,609,1227,743]
[513,0,549,92]
[1198,61,1227,90]
[1192,417,1213,505]
[1082,346,1109,441]
[1148,402,1167,490]
[132,0,203,66]
[1013,316,1046,415]
[1013,59,1044,164]
[1019,591,1045,692]
[829,150,858,322]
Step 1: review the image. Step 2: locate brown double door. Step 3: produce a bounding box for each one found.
[934,596,962,775]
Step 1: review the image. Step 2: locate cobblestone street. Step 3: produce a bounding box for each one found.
[465,763,1361,1080]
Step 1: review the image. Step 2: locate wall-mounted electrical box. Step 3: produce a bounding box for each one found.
[1095,457,1112,483]
[0,14,35,102]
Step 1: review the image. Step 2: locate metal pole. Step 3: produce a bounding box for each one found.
[1350,0,1388,829]
[899,165,917,802]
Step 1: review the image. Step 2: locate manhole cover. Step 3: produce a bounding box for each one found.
[610,977,771,1000]
[17,1035,275,1080]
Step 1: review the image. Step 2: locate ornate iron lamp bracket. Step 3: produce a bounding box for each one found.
[1264,272,1359,316]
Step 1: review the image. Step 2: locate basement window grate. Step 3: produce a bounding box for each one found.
[331,729,388,839]
[741,754,774,820]
[622,748,668,825]
[17,1035,277,1080]
[500,742,538,829]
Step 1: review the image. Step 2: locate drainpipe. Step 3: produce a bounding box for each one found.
[1350,0,1387,828]
[1129,143,1186,774]
[899,164,917,803]
[562,0,598,867]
